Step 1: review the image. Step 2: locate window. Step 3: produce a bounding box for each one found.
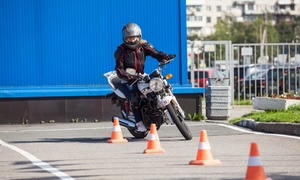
[227,5,231,11]
[195,5,201,12]
[187,16,202,22]
[216,6,222,12]
[195,27,201,33]
[245,15,255,21]
[189,27,202,35]
[207,17,211,23]
[195,16,202,21]
[291,4,295,11]
[248,4,254,10]
[206,5,211,11]
[268,5,275,11]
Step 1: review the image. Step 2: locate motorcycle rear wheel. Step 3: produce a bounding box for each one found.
[166,103,193,140]
[128,128,148,139]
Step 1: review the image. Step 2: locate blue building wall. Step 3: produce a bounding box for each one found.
[0,0,199,98]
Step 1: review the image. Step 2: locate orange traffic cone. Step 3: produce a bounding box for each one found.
[107,117,128,143]
[189,130,221,165]
[143,123,165,154]
[245,142,271,180]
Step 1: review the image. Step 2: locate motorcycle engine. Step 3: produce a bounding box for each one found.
[141,104,163,130]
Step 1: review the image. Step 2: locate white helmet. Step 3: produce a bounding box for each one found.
[122,22,142,50]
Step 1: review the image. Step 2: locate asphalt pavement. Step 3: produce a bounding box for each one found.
[205,105,300,137]
[1,105,300,179]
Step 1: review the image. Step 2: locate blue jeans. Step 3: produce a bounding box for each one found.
[122,83,142,123]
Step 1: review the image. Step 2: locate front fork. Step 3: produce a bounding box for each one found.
[157,94,186,120]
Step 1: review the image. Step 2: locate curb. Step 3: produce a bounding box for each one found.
[234,119,300,136]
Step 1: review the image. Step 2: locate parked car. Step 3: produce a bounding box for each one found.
[188,68,225,87]
[239,70,267,97]
[265,66,300,95]
[234,64,272,97]
[234,64,271,82]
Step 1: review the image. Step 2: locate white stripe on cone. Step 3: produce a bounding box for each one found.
[198,142,211,150]
[112,126,121,132]
[148,134,158,140]
[248,156,262,166]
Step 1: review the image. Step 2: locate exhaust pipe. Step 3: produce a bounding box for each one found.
[112,116,136,129]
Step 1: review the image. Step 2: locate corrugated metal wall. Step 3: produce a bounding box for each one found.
[0,0,188,97]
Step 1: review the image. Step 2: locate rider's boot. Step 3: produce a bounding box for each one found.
[136,121,147,132]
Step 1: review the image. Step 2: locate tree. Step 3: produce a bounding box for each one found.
[231,21,247,43]
[187,34,199,41]
[250,18,279,43]
[292,16,300,43]
[206,14,279,44]
[275,21,294,42]
[205,17,231,41]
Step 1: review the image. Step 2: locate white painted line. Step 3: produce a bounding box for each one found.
[218,124,300,140]
[0,139,74,180]
[0,127,111,133]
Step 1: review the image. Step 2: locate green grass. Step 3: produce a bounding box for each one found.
[229,104,300,124]
[234,99,252,105]
[188,113,205,121]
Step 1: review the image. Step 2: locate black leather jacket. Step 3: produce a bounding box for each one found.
[114,40,167,81]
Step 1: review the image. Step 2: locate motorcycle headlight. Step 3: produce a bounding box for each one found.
[149,78,164,92]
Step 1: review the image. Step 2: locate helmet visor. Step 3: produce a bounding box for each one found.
[124,36,140,44]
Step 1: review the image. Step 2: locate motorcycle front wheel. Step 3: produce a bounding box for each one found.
[166,103,193,140]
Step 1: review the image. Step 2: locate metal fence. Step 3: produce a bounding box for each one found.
[189,41,300,105]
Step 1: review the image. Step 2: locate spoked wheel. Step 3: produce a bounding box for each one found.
[166,103,193,140]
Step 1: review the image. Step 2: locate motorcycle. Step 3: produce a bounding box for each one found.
[104,58,193,140]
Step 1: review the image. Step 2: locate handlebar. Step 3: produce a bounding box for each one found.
[159,57,175,68]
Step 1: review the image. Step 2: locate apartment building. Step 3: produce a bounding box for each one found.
[186,0,236,38]
[186,0,300,38]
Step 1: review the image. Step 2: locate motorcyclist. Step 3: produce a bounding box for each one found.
[114,22,175,132]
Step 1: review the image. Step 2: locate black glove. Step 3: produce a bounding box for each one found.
[164,54,176,60]
[135,75,143,81]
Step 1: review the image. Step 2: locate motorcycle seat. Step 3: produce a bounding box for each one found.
[111,76,123,91]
